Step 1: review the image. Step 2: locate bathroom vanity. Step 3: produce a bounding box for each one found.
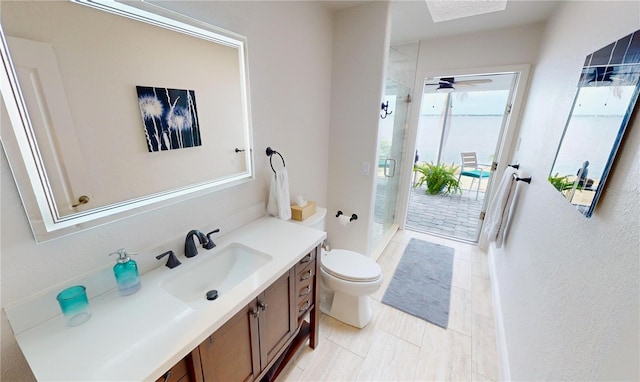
[161,249,318,382]
[8,218,325,381]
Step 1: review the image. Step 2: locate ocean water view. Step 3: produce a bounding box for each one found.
[551,115,624,178]
[416,115,503,168]
[416,114,621,179]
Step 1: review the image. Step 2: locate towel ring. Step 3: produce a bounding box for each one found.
[266,147,285,174]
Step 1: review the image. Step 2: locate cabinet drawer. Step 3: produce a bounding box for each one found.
[296,277,314,306]
[297,295,313,317]
[296,261,315,283]
[295,251,315,273]
[155,356,190,382]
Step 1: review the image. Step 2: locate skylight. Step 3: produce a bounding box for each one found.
[426,0,508,23]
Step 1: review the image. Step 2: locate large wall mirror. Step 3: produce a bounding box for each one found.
[0,0,254,242]
[549,30,639,217]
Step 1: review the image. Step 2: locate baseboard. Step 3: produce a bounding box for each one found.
[488,247,512,381]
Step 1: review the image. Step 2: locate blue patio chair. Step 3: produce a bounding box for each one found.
[458,152,490,200]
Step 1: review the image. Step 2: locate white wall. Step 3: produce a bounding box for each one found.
[415,23,545,75]
[490,1,640,380]
[326,1,391,255]
[0,2,333,380]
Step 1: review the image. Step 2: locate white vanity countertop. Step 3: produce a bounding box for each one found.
[14,217,326,381]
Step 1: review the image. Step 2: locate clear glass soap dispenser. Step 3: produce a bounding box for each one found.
[110,248,141,296]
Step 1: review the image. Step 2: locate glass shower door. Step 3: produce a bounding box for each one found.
[371,83,410,252]
[370,42,419,255]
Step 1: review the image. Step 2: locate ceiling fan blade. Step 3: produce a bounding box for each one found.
[454,79,492,85]
[424,78,492,86]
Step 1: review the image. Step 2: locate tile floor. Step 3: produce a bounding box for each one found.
[278,229,499,382]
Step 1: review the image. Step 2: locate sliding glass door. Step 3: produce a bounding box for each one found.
[406,72,519,242]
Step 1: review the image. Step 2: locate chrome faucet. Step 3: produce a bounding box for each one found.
[184,229,220,258]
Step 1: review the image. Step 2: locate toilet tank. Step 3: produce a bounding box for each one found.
[291,207,326,232]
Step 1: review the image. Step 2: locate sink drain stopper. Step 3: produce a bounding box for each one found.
[206,290,219,301]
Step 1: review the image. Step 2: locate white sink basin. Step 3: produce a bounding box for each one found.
[162,243,272,304]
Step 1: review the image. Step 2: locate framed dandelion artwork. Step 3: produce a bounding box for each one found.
[136,86,202,152]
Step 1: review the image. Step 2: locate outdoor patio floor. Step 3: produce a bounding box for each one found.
[405,184,485,242]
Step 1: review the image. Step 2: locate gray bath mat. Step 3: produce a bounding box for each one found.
[382,238,454,328]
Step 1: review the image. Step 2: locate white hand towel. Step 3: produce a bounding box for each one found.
[486,166,518,248]
[267,168,291,220]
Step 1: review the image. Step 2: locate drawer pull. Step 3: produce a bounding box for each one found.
[300,253,312,263]
[299,301,310,312]
[300,269,312,281]
[162,370,172,382]
[299,285,312,297]
[251,308,260,318]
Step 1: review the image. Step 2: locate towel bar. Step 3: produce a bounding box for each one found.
[512,173,532,184]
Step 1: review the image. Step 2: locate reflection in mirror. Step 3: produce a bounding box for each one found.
[0,0,253,241]
[549,30,640,217]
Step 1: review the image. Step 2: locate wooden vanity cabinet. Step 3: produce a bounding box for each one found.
[155,353,198,382]
[293,247,320,348]
[164,246,320,382]
[196,270,295,382]
[197,303,260,382]
[294,250,316,321]
[257,268,297,369]
[261,246,320,381]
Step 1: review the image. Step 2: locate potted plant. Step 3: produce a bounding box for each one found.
[414,162,462,195]
[548,173,572,191]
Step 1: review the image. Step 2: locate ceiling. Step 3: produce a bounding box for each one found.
[323,0,562,44]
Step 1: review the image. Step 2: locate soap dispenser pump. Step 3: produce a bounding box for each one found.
[110,248,141,296]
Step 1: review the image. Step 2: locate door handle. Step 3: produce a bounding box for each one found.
[384,158,396,178]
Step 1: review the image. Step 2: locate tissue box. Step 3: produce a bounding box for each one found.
[291,201,316,221]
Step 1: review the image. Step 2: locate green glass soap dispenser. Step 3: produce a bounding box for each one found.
[110,248,141,296]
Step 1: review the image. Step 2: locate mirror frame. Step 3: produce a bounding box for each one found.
[549,30,640,218]
[0,0,254,242]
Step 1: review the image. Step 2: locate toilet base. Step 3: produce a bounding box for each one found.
[323,292,372,329]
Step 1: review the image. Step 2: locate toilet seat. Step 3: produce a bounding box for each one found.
[321,249,382,282]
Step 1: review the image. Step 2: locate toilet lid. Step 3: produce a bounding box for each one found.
[321,249,382,282]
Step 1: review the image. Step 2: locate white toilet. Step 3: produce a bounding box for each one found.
[291,207,383,328]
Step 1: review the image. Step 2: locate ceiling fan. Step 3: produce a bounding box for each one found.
[424,77,492,92]
[580,65,639,87]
